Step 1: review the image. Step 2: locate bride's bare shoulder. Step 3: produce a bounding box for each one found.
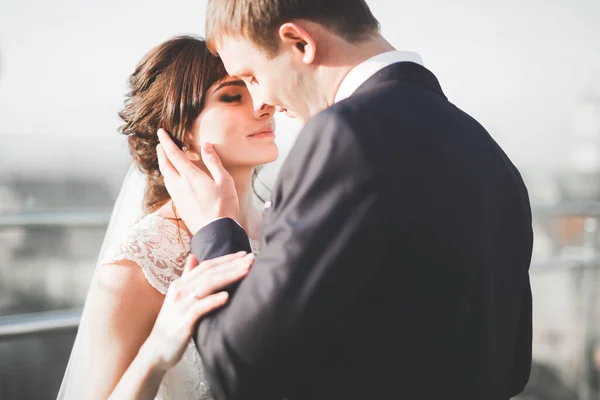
[96,258,164,309]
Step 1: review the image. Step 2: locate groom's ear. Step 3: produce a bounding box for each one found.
[278,23,315,64]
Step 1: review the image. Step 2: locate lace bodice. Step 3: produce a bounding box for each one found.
[103,214,192,293]
[102,213,260,400]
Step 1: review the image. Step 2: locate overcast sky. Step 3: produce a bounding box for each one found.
[1,0,599,192]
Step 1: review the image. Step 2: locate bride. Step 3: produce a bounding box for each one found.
[57,35,279,400]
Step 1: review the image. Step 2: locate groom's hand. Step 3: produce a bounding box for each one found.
[156,129,239,234]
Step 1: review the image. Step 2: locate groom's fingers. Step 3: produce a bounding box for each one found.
[157,129,202,180]
[201,143,228,185]
[157,142,179,182]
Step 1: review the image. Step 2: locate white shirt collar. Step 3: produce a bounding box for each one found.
[334,50,424,103]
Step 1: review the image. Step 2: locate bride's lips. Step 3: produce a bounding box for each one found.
[247,129,275,139]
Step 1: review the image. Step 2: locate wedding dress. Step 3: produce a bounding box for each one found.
[57,165,260,400]
[101,213,261,400]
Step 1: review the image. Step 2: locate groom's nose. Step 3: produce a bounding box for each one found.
[254,102,276,119]
[252,95,266,112]
[249,87,269,112]
[251,90,274,116]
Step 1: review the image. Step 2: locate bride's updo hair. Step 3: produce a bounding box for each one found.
[119,35,228,213]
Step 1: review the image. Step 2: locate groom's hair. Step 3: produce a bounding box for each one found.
[205,0,380,57]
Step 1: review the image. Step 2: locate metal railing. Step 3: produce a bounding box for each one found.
[0,210,108,342]
[0,309,81,341]
[0,210,111,228]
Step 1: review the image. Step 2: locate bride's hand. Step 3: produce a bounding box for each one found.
[142,251,254,370]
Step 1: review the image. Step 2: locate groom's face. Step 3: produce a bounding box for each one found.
[216,36,313,123]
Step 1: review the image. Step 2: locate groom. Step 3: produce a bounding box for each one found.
[157,0,533,399]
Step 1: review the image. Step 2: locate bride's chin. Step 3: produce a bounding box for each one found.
[221,144,279,169]
[262,148,280,164]
[225,155,279,170]
[247,147,280,166]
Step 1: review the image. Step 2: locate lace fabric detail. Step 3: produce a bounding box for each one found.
[156,340,213,400]
[102,214,191,294]
[101,213,260,400]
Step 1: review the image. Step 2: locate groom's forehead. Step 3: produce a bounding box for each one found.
[219,35,257,55]
[218,37,267,72]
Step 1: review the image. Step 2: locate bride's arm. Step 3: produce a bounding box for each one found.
[86,260,164,400]
[90,253,253,400]
[107,342,168,400]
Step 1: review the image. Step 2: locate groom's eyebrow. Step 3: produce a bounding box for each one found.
[214,80,246,92]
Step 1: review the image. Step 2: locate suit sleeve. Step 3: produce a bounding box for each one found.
[192,110,387,399]
[191,218,252,261]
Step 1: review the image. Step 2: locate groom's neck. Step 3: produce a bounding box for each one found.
[324,33,396,106]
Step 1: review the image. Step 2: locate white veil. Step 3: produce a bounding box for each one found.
[57,163,147,399]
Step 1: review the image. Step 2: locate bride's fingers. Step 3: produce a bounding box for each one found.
[197,251,248,271]
[182,254,200,276]
[188,256,253,296]
[188,292,229,321]
[182,252,246,279]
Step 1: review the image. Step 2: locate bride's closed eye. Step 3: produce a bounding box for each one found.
[220,93,243,103]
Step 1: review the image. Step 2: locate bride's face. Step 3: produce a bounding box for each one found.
[187,76,279,168]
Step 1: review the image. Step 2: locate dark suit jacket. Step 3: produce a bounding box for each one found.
[191,62,533,400]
